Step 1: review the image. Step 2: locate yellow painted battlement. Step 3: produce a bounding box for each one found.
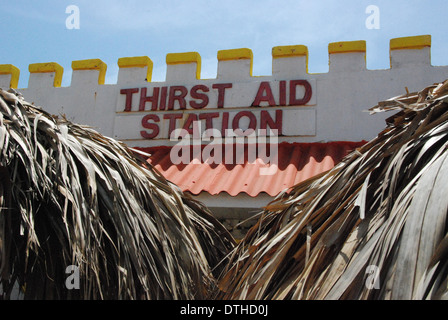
[118,56,153,68]
[0,64,20,88]
[272,45,308,58]
[71,59,107,85]
[217,48,254,77]
[0,35,439,89]
[166,52,201,65]
[118,56,153,82]
[166,52,201,80]
[29,62,63,87]
[217,48,253,61]
[390,35,431,51]
[328,40,367,54]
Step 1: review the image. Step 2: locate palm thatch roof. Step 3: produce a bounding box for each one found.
[216,80,448,300]
[0,88,235,300]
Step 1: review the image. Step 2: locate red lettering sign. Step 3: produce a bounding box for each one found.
[121,88,138,112]
[212,83,232,108]
[119,79,313,139]
[199,112,219,130]
[163,113,183,137]
[120,79,312,112]
[252,82,276,107]
[140,114,159,138]
[182,113,198,134]
[139,87,159,111]
[289,80,312,105]
[260,110,282,135]
[168,86,188,110]
[190,85,209,109]
[232,111,257,132]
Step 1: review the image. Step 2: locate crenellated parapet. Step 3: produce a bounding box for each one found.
[117,56,153,84]
[71,59,107,86]
[272,45,308,76]
[0,35,438,89]
[0,64,20,89]
[28,62,64,88]
[0,35,446,147]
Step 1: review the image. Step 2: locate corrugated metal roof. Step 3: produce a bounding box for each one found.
[138,141,366,197]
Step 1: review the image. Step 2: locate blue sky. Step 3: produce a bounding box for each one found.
[1,0,446,88]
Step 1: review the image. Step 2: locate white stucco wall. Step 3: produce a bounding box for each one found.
[1,37,445,147]
[1,35,447,216]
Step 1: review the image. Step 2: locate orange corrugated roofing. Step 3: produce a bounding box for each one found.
[139,141,366,197]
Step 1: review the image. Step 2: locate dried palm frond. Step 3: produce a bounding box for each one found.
[0,88,235,300]
[216,80,448,300]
